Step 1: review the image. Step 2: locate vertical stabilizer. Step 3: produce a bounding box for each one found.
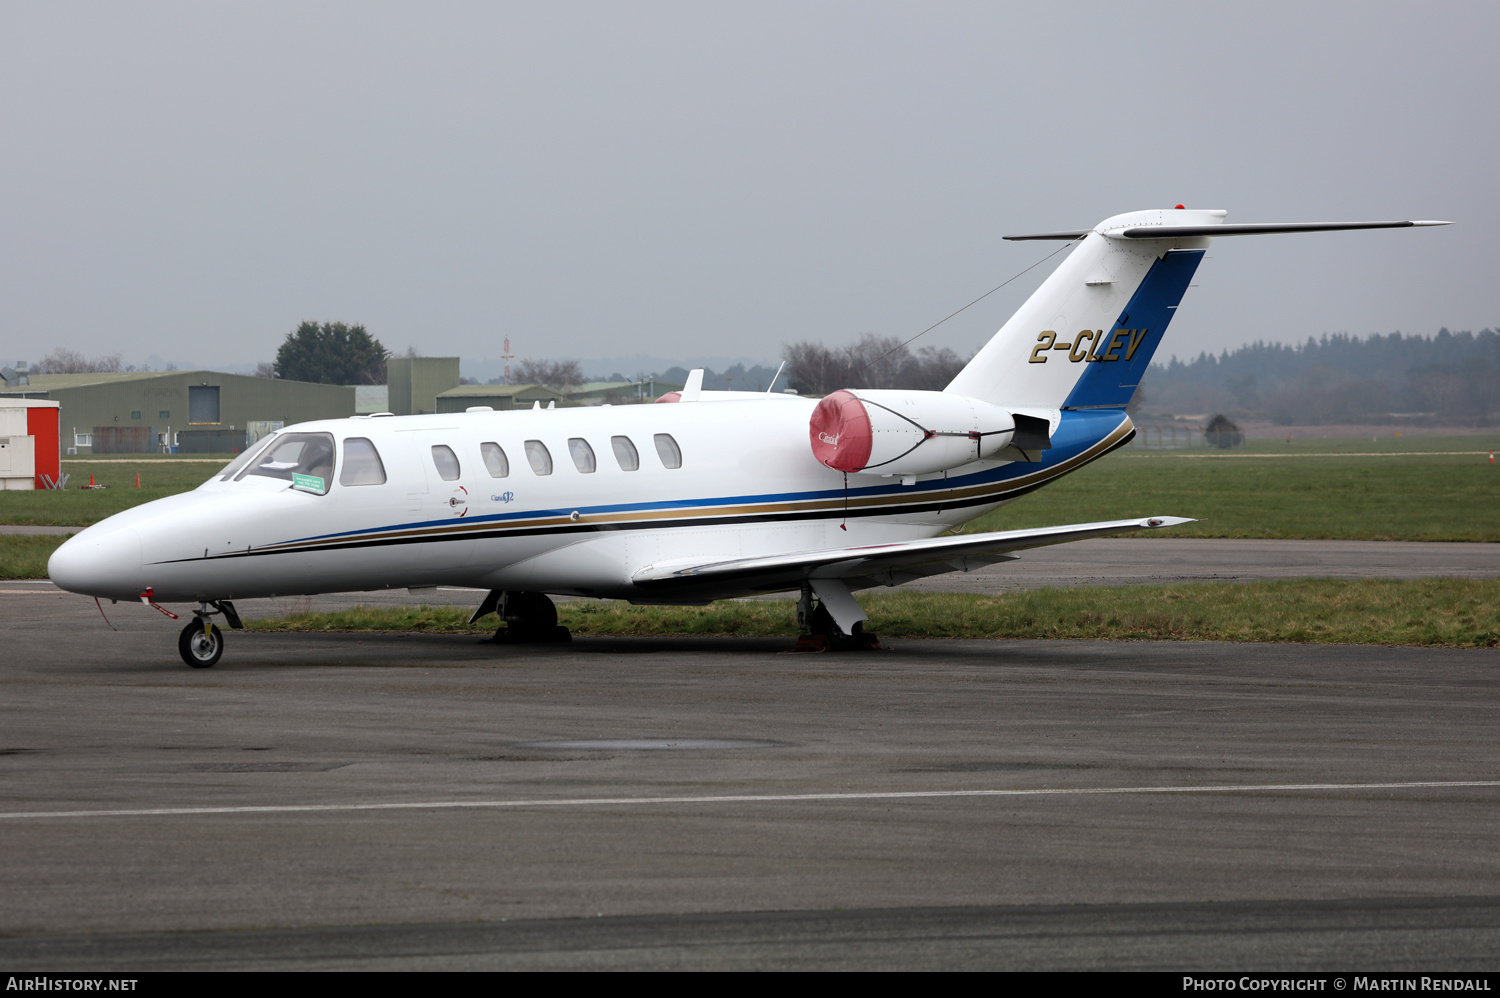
[945,208,1221,408]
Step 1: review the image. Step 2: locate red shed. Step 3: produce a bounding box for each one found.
[0,399,61,490]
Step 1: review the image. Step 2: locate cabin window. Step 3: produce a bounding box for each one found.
[653,433,682,469]
[236,431,336,495]
[340,437,386,486]
[481,441,509,478]
[568,437,596,473]
[524,439,553,476]
[611,435,639,471]
[431,445,461,482]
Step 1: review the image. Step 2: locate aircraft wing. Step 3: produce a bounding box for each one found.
[631,515,1194,596]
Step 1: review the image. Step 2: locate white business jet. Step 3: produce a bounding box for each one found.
[48,208,1447,667]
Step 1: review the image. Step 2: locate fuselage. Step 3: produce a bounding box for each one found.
[47,396,1133,605]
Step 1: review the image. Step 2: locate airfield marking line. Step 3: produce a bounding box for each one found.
[2,780,1498,821]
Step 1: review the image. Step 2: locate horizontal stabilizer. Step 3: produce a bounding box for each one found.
[1003,229,1091,241]
[1006,220,1451,241]
[633,515,1194,594]
[1117,220,1451,239]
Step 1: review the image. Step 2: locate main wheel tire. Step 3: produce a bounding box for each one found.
[486,592,564,644]
[502,591,558,629]
[178,619,224,668]
[806,603,879,651]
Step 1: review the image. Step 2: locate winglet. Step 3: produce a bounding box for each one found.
[1139,516,1195,528]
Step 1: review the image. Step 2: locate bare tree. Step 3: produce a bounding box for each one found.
[254,361,277,378]
[513,358,584,388]
[1411,370,1471,418]
[911,345,967,390]
[782,335,970,395]
[33,349,124,374]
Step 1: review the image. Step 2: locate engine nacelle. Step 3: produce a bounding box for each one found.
[809,389,1017,476]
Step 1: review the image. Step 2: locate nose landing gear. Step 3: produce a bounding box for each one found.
[179,617,223,668]
[177,600,243,668]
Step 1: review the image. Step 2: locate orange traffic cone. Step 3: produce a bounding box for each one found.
[89,472,95,487]
[135,472,141,488]
[1490,451,1494,464]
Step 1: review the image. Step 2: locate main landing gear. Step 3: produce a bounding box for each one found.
[469,590,572,644]
[177,600,243,668]
[794,581,880,652]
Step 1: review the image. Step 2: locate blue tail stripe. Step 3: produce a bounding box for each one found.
[1063,249,1204,409]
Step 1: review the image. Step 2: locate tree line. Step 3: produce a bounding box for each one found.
[27,323,387,383]
[1145,329,1500,424]
[36,322,1491,425]
[782,335,969,395]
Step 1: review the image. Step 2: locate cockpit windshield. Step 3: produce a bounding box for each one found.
[234,432,336,494]
[214,433,279,483]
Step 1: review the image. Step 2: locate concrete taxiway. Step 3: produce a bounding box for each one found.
[908,537,1500,591]
[0,581,1498,970]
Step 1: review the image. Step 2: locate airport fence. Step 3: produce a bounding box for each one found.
[1124,424,1246,451]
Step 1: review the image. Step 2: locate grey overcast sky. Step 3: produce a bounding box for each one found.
[1,1,1495,372]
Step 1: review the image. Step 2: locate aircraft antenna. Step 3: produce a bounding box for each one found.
[766,361,786,394]
[851,236,1082,380]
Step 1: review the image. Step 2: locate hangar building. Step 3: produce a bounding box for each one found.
[385,358,679,413]
[0,370,354,455]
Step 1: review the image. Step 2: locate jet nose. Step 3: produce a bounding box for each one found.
[48,526,145,599]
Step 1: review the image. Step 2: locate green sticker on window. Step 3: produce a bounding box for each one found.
[292,473,325,494]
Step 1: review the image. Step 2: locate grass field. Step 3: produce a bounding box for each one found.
[966,445,1500,541]
[0,435,1495,539]
[243,579,1500,648]
[9,437,1491,646]
[0,458,229,526]
[0,534,73,579]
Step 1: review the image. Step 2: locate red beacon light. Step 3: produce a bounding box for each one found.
[1174,204,1186,210]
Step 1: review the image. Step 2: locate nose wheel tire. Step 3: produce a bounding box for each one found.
[179,619,224,668]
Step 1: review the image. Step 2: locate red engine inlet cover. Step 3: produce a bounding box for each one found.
[810,390,873,472]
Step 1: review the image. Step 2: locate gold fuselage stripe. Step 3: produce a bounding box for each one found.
[249,418,1133,555]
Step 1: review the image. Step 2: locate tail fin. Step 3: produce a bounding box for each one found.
[945,208,1216,408]
[945,208,1449,409]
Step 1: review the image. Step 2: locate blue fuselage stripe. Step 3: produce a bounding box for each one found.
[279,410,1129,546]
